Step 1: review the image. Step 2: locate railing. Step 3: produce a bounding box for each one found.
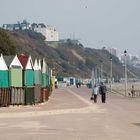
[108,87,140,98]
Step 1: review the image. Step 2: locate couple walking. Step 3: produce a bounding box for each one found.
[91,82,107,103]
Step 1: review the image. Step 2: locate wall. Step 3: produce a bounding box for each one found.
[25,70,34,86]
[0,71,9,87]
[9,68,22,87]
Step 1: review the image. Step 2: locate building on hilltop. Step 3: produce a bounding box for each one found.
[59,39,80,45]
[3,20,31,30]
[32,23,59,42]
[111,48,118,57]
[103,47,118,57]
[2,20,59,42]
[131,55,140,66]
[120,53,131,65]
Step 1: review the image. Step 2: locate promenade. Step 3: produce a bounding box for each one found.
[0,85,140,140]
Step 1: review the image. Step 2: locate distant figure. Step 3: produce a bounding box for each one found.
[76,83,79,88]
[55,81,58,88]
[79,82,81,88]
[92,84,98,103]
[131,85,135,97]
[99,82,107,103]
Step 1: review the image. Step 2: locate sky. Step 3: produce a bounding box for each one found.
[1,0,140,56]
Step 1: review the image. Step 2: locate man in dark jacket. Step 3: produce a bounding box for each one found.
[99,82,107,103]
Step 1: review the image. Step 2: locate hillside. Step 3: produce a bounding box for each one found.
[0,28,140,80]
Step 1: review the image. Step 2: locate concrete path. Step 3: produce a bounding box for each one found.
[0,85,140,140]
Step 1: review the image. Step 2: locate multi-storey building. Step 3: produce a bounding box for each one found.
[2,20,31,30]
[32,23,59,42]
[131,55,140,66]
[2,20,59,42]
[111,48,118,57]
[120,53,131,64]
[103,47,118,58]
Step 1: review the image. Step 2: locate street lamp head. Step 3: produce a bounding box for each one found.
[124,50,127,56]
[110,56,112,61]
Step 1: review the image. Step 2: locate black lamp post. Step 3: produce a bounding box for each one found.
[100,60,103,82]
[110,56,112,92]
[124,50,127,96]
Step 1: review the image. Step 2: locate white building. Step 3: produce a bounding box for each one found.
[2,20,31,31]
[111,48,118,57]
[2,20,59,42]
[120,53,131,64]
[107,47,118,57]
[130,55,140,66]
[33,24,59,42]
[103,47,118,58]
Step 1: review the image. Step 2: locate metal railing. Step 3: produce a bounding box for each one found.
[108,87,140,98]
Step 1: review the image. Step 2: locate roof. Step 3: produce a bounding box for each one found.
[42,58,46,73]
[33,59,38,70]
[3,55,15,67]
[26,56,34,69]
[38,23,46,28]
[4,55,23,68]
[17,54,29,69]
[0,54,8,70]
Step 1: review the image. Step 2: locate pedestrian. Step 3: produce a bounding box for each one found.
[92,84,98,103]
[131,85,135,97]
[99,82,107,103]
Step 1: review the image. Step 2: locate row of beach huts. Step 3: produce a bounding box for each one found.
[0,54,54,107]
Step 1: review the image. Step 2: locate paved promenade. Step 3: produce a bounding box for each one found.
[0,85,140,140]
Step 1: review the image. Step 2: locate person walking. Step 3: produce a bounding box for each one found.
[92,84,98,103]
[131,85,135,97]
[99,82,107,103]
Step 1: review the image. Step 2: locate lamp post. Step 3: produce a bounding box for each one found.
[94,64,97,84]
[110,56,112,92]
[124,50,127,96]
[100,60,103,82]
[91,67,95,88]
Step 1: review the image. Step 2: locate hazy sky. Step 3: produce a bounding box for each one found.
[1,0,140,56]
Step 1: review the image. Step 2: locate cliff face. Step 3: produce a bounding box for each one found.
[0,29,139,79]
[0,29,16,55]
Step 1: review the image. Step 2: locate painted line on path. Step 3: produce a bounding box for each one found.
[66,88,94,106]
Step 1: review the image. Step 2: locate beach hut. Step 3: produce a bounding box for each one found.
[4,55,23,87]
[18,54,34,86]
[4,55,24,105]
[18,54,35,105]
[0,54,10,107]
[34,59,42,103]
[34,59,42,85]
[41,58,50,101]
[38,59,42,85]
[24,56,34,86]
[69,77,76,85]
[0,54,9,87]
[42,58,47,88]
[47,68,52,96]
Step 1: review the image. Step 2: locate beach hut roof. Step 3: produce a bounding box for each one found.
[18,54,33,70]
[33,59,38,70]
[34,58,42,70]
[4,55,23,68]
[18,54,28,69]
[3,55,15,67]
[26,56,34,70]
[38,59,41,70]
[42,58,47,73]
[0,54,8,70]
